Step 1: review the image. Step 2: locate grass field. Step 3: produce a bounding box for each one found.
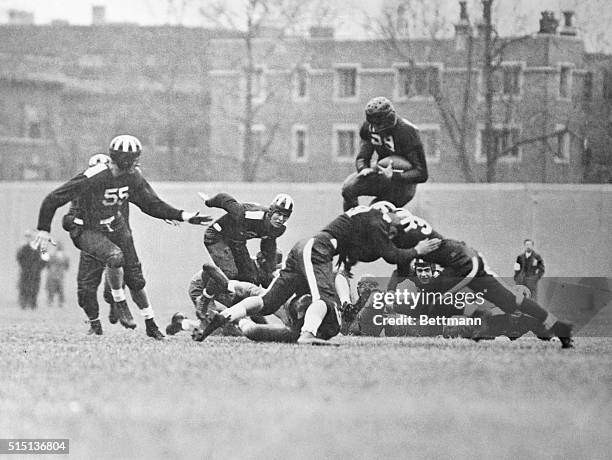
[1,304,612,460]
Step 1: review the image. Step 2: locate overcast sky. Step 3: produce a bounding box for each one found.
[0,0,610,50]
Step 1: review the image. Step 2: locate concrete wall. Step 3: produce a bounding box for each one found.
[2,182,610,319]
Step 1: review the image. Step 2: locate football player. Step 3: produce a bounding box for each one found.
[341,96,428,211]
[191,203,442,345]
[34,135,212,340]
[388,207,574,348]
[166,263,310,343]
[194,192,293,318]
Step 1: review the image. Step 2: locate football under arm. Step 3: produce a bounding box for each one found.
[394,143,428,183]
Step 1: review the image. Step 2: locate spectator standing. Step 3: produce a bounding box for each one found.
[16,230,48,309]
[514,239,545,300]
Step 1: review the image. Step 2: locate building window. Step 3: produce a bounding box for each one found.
[294,66,309,100]
[559,65,573,99]
[583,71,593,101]
[490,64,522,97]
[418,125,441,163]
[249,67,266,103]
[335,67,358,99]
[333,124,358,161]
[24,105,42,139]
[291,125,308,162]
[603,70,612,100]
[477,125,521,162]
[397,65,440,98]
[554,125,570,164]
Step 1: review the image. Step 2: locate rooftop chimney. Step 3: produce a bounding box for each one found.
[454,1,472,50]
[92,5,105,26]
[560,11,577,36]
[539,11,559,34]
[309,26,334,39]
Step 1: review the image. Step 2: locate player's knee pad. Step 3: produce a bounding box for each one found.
[106,250,124,269]
[124,263,146,291]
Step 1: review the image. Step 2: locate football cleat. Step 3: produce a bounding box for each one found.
[108,302,118,324]
[550,321,574,349]
[114,300,137,329]
[87,319,103,336]
[195,295,214,321]
[145,318,165,340]
[191,310,227,342]
[165,312,186,336]
[297,331,340,346]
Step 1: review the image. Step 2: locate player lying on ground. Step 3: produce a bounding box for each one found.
[341,96,428,211]
[338,262,550,341]
[34,135,212,340]
[192,203,441,345]
[194,192,293,318]
[165,263,312,343]
[381,203,574,348]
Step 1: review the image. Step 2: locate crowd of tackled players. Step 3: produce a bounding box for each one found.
[32,97,573,348]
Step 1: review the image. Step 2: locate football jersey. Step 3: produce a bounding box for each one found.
[356,117,428,183]
[204,193,286,245]
[37,164,182,233]
[321,206,418,267]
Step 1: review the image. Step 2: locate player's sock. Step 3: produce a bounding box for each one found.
[517,298,548,322]
[301,300,327,335]
[111,288,126,303]
[181,318,199,331]
[543,313,558,330]
[139,306,155,320]
[335,273,352,305]
[221,296,264,322]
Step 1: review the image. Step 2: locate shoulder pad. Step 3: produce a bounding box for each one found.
[245,210,265,220]
[83,163,108,178]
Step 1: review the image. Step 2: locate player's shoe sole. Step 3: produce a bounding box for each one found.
[192,310,227,342]
[114,300,137,329]
[297,331,340,346]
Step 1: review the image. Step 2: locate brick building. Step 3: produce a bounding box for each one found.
[0,8,610,183]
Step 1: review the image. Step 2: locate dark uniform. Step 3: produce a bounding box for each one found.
[391,210,555,327]
[514,251,545,300]
[341,118,428,211]
[37,163,183,321]
[203,193,286,284]
[259,206,419,340]
[16,243,47,309]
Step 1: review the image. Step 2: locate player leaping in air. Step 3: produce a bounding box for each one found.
[34,134,212,340]
[341,96,428,211]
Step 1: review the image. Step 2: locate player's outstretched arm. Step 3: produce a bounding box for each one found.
[180,211,213,225]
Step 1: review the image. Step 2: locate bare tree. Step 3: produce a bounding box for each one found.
[199,0,336,181]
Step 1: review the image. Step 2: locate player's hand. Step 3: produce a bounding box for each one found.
[181,211,213,225]
[358,167,376,177]
[376,161,394,180]
[164,219,180,226]
[33,230,55,254]
[414,238,442,255]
